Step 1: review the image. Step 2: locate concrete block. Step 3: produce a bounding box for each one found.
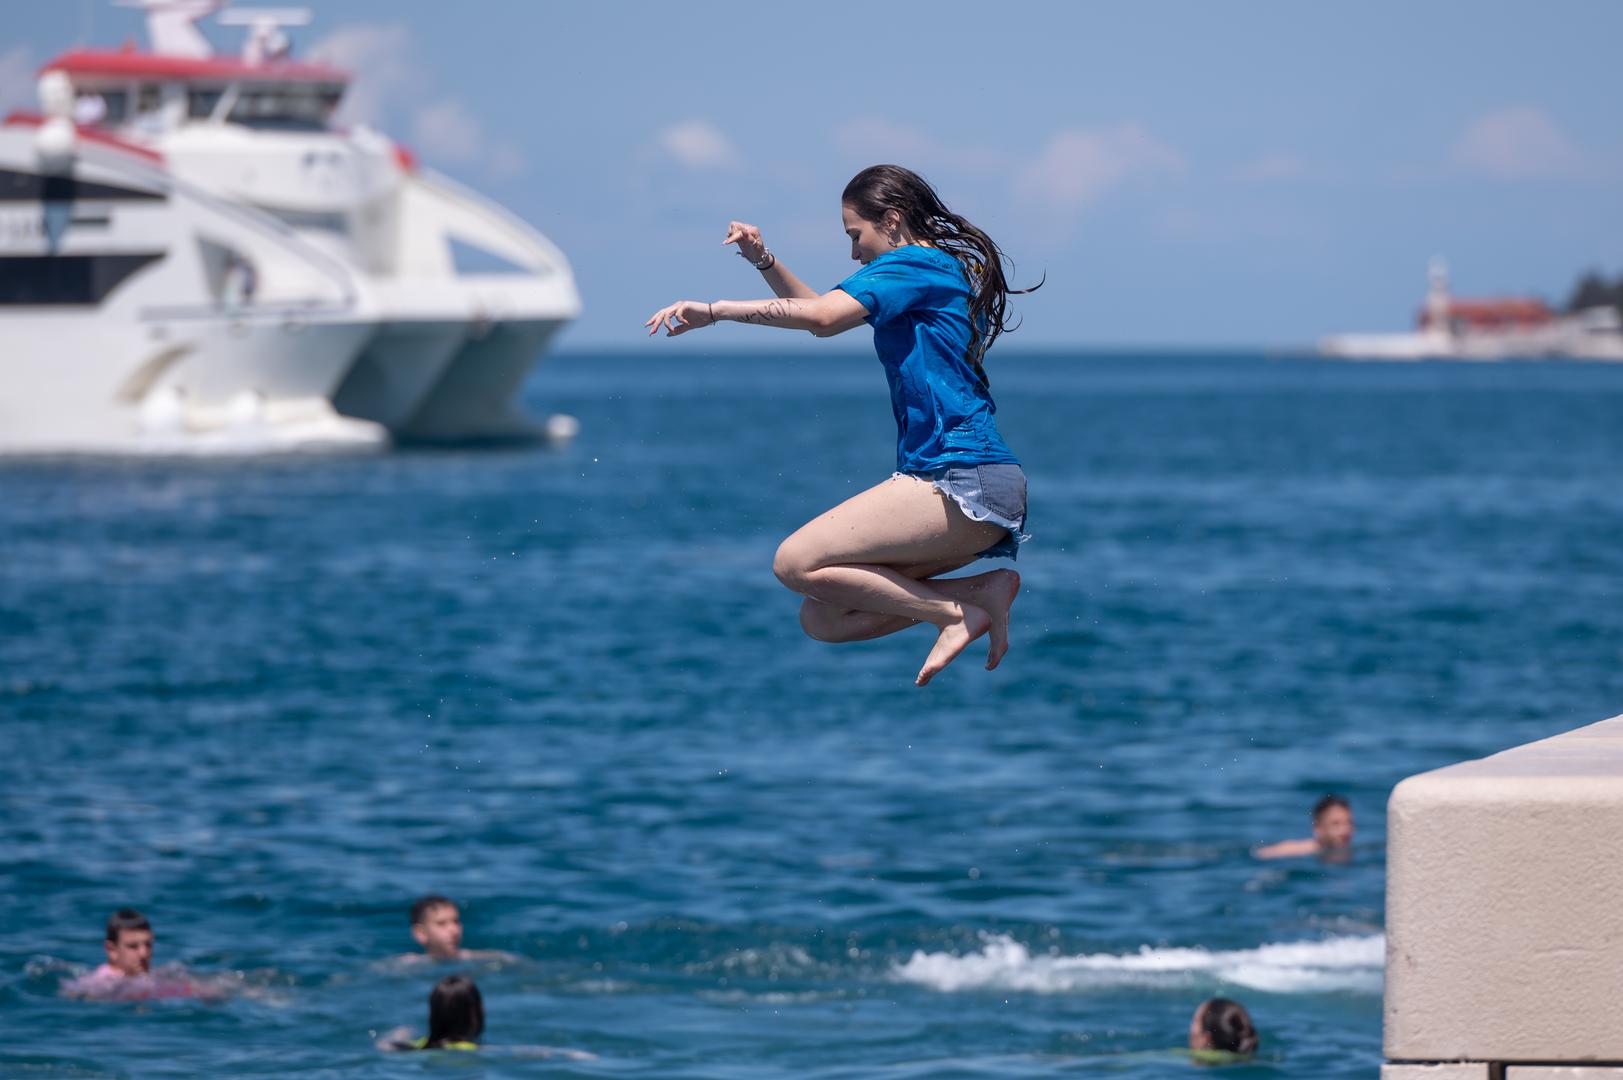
[1385,713,1623,1062]
[1381,1065,1488,1080]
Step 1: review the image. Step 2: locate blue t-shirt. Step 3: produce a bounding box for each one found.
[835,245,1019,474]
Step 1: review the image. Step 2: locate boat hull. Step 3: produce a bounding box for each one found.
[0,310,384,452]
[396,318,568,441]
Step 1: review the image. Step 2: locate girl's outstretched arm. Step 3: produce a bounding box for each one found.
[723,221,818,300]
[645,291,869,338]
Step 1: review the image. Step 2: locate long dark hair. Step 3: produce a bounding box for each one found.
[1199,997,1259,1055]
[841,164,1040,383]
[425,975,484,1048]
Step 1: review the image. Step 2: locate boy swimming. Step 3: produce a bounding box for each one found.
[1254,794,1356,860]
[62,909,194,1000]
[400,895,515,964]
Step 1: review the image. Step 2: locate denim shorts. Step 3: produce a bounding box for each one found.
[902,462,1030,560]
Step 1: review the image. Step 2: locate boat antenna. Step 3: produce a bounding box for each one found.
[112,0,221,58]
[216,7,312,64]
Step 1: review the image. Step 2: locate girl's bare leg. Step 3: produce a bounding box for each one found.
[798,568,1022,670]
[773,475,1013,685]
[797,559,964,643]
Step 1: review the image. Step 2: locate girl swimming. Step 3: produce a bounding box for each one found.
[381,974,483,1051]
[1188,997,1259,1058]
[647,165,1037,686]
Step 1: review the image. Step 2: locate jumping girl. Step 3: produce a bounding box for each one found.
[646,165,1036,686]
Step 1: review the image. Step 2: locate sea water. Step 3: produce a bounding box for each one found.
[5,351,1623,1077]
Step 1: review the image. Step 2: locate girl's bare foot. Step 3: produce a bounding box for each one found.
[931,569,1021,670]
[916,604,992,686]
[979,569,1021,671]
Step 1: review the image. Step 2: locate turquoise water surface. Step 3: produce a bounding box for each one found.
[6,352,1623,1077]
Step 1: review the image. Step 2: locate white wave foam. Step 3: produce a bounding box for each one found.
[893,933,1384,995]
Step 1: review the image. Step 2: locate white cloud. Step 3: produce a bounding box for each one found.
[307,23,414,128]
[0,46,36,114]
[1014,124,1184,214]
[832,117,1009,175]
[412,99,480,162]
[1450,106,1586,180]
[310,25,524,180]
[656,119,739,171]
[1234,152,1307,182]
[487,144,526,182]
[412,98,526,179]
[1150,205,1205,241]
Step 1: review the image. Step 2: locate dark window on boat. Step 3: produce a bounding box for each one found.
[0,253,165,305]
[102,90,128,125]
[136,83,162,115]
[187,88,224,119]
[268,207,347,233]
[0,168,165,203]
[227,85,337,132]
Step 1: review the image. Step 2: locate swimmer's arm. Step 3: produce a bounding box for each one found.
[760,260,819,301]
[712,291,868,336]
[460,948,520,962]
[646,292,866,337]
[723,220,818,300]
[1252,837,1319,860]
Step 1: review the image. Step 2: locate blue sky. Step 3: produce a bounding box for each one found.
[5,1,1620,349]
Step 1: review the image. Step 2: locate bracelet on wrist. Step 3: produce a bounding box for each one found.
[739,248,775,271]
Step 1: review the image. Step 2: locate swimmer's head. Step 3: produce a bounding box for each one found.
[1189,997,1258,1055]
[104,908,153,977]
[410,895,463,959]
[841,165,934,265]
[1312,794,1355,849]
[426,974,484,1049]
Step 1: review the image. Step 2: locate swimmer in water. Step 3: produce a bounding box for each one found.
[401,895,515,964]
[1253,793,1356,860]
[63,908,193,1000]
[646,164,1038,686]
[377,974,598,1059]
[379,974,484,1051]
[1188,997,1259,1060]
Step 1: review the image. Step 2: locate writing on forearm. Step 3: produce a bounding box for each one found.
[737,300,796,325]
[712,296,834,332]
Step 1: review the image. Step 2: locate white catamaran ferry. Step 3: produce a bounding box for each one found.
[0,0,580,451]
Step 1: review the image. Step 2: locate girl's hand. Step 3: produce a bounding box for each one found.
[644,300,714,337]
[723,221,766,263]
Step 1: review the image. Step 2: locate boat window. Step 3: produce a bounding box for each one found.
[187,88,225,119]
[136,83,162,115]
[449,238,537,277]
[101,90,129,125]
[226,84,340,132]
[0,168,165,202]
[269,208,348,234]
[0,253,166,306]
